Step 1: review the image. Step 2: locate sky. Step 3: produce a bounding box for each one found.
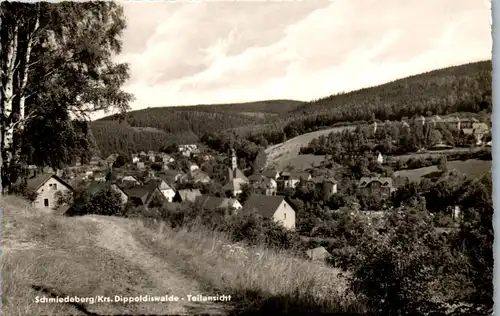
[99,0,492,118]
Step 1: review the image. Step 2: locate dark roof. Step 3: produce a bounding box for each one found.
[308,176,337,184]
[176,189,202,202]
[248,174,266,182]
[26,173,74,192]
[225,167,248,182]
[359,177,393,188]
[85,181,108,195]
[243,194,293,218]
[262,170,279,178]
[281,172,310,180]
[121,184,159,205]
[223,178,248,192]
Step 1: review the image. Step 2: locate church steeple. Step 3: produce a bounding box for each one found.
[231,148,237,171]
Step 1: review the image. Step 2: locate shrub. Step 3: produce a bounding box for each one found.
[9,183,38,203]
[225,208,266,246]
[350,207,470,315]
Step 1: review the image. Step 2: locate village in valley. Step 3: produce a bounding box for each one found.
[1,1,494,315]
[20,111,492,255]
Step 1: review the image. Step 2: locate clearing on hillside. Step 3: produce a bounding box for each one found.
[265,125,357,169]
[394,159,492,183]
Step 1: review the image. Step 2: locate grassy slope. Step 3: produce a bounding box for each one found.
[1,196,360,316]
[265,126,357,169]
[394,159,492,183]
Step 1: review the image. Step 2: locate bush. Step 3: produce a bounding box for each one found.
[68,186,123,217]
[225,208,266,246]
[263,220,301,251]
[9,183,38,203]
[350,207,471,315]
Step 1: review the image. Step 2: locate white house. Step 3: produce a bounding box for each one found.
[121,175,141,185]
[148,179,176,202]
[376,152,384,164]
[242,194,296,230]
[188,163,199,172]
[26,174,74,212]
[280,172,311,189]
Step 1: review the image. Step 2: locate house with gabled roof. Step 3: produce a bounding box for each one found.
[173,188,202,203]
[194,195,242,212]
[120,175,141,185]
[85,181,128,206]
[162,170,184,184]
[242,194,296,230]
[358,176,395,196]
[306,176,338,198]
[120,183,165,208]
[24,173,74,212]
[191,169,211,184]
[280,172,311,189]
[261,170,280,180]
[223,178,249,197]
[145,178,176,202]
[248,174,277,196]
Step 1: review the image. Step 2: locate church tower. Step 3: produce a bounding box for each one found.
[231,148,237,171]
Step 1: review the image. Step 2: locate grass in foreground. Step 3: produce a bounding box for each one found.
[127,220,364,315]
[1,196,363,315]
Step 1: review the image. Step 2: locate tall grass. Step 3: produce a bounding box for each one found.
[128,219,364,315]
[1,196,364,315]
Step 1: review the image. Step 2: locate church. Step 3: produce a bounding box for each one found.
[222,149,249,197]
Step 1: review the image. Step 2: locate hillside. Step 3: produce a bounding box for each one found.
[1,196,358,316]
[290,60,491,118]
[91,61,491,156]
[265,125,357,169]
[215,60,492,146]
[92,99,304,156]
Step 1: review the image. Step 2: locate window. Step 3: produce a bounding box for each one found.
[53,184,57,190]
[284,212,287,219]
[44,199,49,207]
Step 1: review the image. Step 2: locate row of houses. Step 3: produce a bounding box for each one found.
[22,170,299,231]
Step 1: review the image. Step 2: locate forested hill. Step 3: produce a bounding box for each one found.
[92,60,491,157]
[289,60,492,118]
[212,60,492,145]
[91,99,304,157]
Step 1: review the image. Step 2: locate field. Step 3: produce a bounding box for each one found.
[394,159,491,183]
[1,196,360,316]
[131,126,169,134]
[265,125,357,170]
[388,148,475,162]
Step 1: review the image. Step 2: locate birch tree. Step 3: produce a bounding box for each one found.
[0,1,133,193]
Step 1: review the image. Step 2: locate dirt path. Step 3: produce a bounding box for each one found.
[79,216,229,315]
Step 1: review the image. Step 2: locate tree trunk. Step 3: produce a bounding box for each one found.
[1,25,19,194]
